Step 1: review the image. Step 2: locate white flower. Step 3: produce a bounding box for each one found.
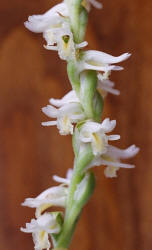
[42,92,85,135]
[79,118,120,156]
[82,0,103,12]
[97,72,120,97]
[24,3,88,61]
[86,145,139,178]
[22,186,68,218]
[44,22,76,60]
[77,50,131,73]
[21,213,61,250]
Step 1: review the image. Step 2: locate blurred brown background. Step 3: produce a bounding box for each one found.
[0,0,152,249]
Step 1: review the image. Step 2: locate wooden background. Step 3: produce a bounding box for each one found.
[0,0,152,249]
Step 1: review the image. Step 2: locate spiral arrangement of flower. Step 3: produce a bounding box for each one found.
[21,1,139,249]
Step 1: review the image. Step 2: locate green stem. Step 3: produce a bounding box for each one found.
[66,0,87,43]
[53,0,104,248]
[54,172,95,248]
[67,61,80,95]
[54,206,80,248]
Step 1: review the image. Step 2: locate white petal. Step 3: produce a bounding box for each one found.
[98,79,120,96]
[49,90,79,107]
[25,15,59,33]
[42,3,68,18]
[88,0,103,9]
[81,121,102,134]
[37,213,60,234]
[53,175,71,185]
[100,159,135,168]
[108,134,120,141]
[104,165,119,178]
[82,63,119,72]
[42,105,58,118]
[100,85,120,95]
[22,186,67,208]
[44,44,58,51]
[41,121,57,126]
[108,145,140,159]
[84,50,131,64]
[58,103,84,117]
[98,77,114,87]
[76,41,88,49]
[57,116,74,135]
[53,168,73,185]
[100,118,116,133]
[80,137,92,143]
[66,168,73,180]
[24,3,67,33]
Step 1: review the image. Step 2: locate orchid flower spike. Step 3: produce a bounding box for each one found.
[87,145,139,178]
[77,50,131,73]
[23,0,139,248]
[79,118,120,156]
[42,92,85,135]
[21,213,61,250]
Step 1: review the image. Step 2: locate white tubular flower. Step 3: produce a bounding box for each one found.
[21,213,61,250]
[82,0,103,12]
[22,186,68,218]
[86,145,139,178]
[77,50,131,73]
[97,72,120,97]
[42,93,85,135]
[79,119,120,156]
[53,168,73,185]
